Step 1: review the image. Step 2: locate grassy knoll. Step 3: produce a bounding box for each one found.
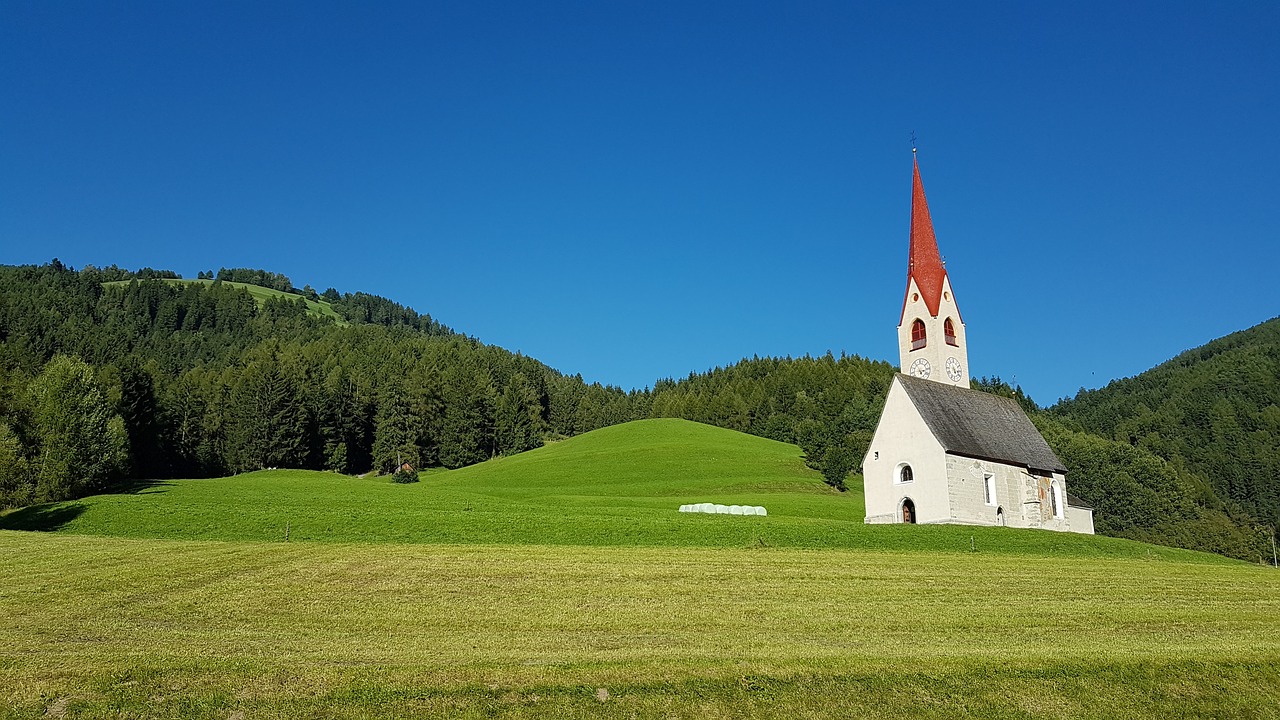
[2,531,1278,718]
[103,278,346,323]
[0,420,1226,561]
[4,419,1278,717]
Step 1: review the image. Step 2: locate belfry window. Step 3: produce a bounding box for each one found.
[944,318,957,346]
[911,319,927,350]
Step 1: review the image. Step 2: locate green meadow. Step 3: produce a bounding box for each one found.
[3,420,1279,718]
[103,278,346,323]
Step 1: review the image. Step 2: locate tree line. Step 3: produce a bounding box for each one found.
[0,261,1274,561]
[0,262,635,505]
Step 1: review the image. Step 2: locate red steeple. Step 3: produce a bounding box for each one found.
[901,156,950,320]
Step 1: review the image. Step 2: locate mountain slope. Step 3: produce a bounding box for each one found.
[1052,317,1280,527]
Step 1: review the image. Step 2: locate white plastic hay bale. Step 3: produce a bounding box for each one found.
[681,502,767,516]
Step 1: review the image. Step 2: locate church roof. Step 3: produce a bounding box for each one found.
[896,373,1068,473]
[901,157,952,321]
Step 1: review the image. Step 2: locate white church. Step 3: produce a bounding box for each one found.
[861,154,1094,534]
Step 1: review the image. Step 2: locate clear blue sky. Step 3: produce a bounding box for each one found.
[3,1,1278,405]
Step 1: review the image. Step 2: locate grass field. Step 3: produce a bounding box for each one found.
[2,420,1279,718]
[102,278,346,323]
[0,421,1221,561]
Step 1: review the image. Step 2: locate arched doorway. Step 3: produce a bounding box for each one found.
[901,498,916,524]
[996,506,1005,526]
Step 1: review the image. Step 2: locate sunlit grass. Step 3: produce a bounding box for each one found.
[3,419,1276,718]
[103,278,346,323]
[2,532,1278,718]
[0,420,1236,562]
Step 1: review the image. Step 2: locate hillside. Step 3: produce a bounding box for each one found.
[104,277,347,323]
[0,419,1231,562]
[1,260,1274,562]
[0,261,623,499]
[1052,317,1280,529]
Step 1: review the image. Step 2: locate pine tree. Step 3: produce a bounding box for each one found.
[495,372,545,455]
[439,364,496,468]
[372,383,421,474]
[118,362,163,478]
[226,358,307,472]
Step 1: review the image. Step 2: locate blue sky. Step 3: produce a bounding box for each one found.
[3,1,1278,405]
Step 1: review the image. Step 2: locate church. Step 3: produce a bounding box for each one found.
[861,154,1094,534]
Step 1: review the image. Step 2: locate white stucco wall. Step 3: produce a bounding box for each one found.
[1068,505,1095,534]
[862,377,948,524]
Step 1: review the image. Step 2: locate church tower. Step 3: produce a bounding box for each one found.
[862,150,1093,533]
[897,155,969,388]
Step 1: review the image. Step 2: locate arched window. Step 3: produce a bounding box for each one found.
[1049,481,1064,519]
[911,319,927,350]
[897,464,913,484]
[901,498,916,524]
[944,318,957,346]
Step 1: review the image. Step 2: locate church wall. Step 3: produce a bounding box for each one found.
[1068,504,1095,534]
[943,455,1036,527]
[940,461,1093,533]
[862,378,949,524]
[1037,471,1086,533]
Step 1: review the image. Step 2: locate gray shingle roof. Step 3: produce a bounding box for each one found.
[896,373,1068,473]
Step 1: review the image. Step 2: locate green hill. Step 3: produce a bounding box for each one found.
[0,419,1231,561]
[3,418,1277,717]
[104,277,347,323]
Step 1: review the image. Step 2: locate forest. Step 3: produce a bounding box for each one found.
[0,261,1274,561]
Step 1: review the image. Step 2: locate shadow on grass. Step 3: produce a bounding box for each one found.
[111,479,174,495]
[0,503,86,532]
[0,480,173,533]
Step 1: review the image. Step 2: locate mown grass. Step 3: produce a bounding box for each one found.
[0,420,1228,562]
[3,419,1277,717]
[1,532,1278,718]
[102,278,346,323]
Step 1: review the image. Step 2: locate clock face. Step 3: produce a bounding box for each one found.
[909,357,931,379]
[946,357,963,382]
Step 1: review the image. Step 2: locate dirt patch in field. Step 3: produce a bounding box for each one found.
[44,696,69,718]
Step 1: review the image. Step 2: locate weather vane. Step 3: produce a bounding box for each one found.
[911,131,917,154]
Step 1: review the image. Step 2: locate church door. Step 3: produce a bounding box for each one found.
[902,498,916,524]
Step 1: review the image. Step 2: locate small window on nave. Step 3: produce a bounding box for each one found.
[911,319,926,350]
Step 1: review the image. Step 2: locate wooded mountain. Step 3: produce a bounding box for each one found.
[1050,317,1280,542]
[0,261,1274,561]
